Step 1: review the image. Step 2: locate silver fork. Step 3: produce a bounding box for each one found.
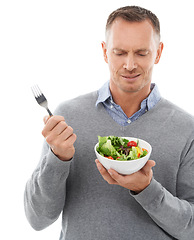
[31,85,53,116]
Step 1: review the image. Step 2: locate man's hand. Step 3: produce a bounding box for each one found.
[95,159,155,193]
[42,115,77,161]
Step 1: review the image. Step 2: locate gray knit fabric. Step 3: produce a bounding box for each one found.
[24,91,194,239]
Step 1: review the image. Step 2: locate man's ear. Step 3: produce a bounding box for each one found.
[155,42,164,64]
[101,41,108,63]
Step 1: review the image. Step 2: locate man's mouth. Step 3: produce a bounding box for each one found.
[121,74,141,80]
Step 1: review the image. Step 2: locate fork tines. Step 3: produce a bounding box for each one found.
[31,84,53,116]
[31,85,43,98]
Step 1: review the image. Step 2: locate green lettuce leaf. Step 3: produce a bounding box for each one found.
[129,147,138,160]
[97,136,120,159]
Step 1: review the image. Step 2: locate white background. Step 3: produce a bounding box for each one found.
[0,0,194,239]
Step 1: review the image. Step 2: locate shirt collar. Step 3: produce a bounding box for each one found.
[96,81,111,106]
[96,81,161,110]
[147,83,161,110]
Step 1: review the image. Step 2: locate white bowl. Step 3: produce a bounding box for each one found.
[94,137,152,175]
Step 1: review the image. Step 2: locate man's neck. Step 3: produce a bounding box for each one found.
[110,84,151,118]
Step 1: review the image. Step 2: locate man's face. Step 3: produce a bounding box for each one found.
[102,18,163,94]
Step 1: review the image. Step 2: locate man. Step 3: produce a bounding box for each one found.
[24,6,194,240]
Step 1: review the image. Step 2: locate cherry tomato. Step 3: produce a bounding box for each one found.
[127,141,137,147]
[107,156,114,160]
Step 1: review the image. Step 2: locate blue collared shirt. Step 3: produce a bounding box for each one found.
[96,81,161,126]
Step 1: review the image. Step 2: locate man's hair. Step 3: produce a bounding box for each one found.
[106,6,160,41]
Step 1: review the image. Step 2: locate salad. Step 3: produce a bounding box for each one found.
[97,136,148,161]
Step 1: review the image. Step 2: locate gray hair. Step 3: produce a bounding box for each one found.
[106,6,161,42]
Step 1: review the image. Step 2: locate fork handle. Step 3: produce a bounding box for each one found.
[46,108,53,116]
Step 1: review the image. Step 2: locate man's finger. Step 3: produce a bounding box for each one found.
[108,168,123,182]
[141,160,156,175]
[43,115,50,124]
[95,159,118,185]
[42,116,65,135]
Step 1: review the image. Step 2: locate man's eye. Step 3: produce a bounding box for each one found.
[114,52,125,56]
[137,52,148,57]
[138,54,146,57]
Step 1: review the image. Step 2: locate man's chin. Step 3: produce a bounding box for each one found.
[119,81,151,94]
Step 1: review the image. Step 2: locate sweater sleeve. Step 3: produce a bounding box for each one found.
[24,141,71,231]
[131,135,194,239]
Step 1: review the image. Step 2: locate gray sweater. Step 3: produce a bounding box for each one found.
[24,91,194,240]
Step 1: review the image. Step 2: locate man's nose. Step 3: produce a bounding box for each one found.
[123,55,137,71]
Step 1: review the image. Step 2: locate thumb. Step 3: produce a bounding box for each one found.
[142,160,156,175]
[43,115,50,124]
